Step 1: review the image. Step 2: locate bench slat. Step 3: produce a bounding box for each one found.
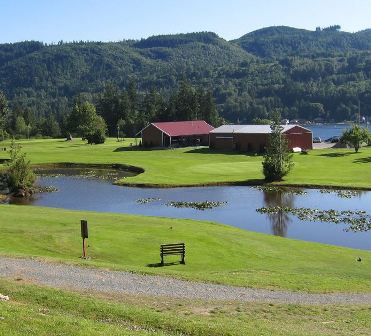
[161,252,185,255]
[161,244,184,247]
[161,250,185,252]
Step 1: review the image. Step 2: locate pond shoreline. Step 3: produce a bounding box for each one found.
[118,180,371,191]
[32,162,144,174]
[31,162,371,191]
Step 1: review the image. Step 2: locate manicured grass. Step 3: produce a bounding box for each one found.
[1,279,371,336]
[1,205,371,293]
[0,138,370,188]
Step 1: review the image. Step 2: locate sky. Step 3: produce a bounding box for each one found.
[1,0,371,44]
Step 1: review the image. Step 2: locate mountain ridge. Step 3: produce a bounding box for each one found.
[0,26,371,123]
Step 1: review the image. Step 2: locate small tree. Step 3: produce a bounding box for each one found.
[6,140,36,193]
[85,115,107,144]
[68,101,107,144]
[340,124,369,153]
[262,119,294,181]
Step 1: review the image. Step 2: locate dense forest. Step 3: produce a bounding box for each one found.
[0,26,371,138]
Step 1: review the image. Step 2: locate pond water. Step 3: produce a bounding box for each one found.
[9,169,371,251]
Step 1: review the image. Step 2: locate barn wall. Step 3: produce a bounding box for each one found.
[234,133,269,152]
[142,125,163,147]
[211,126,313,152]
[209,133,235,150]
[284,126,313,150]
[200,134,210,146]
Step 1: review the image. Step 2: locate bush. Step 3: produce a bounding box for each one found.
[86,128,106,144]
[6,140,35,193]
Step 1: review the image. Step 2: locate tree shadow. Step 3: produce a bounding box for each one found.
[113,146,158,152]
[353,157,371,164]
[185,147,261,157]
[318,152,356,158]
[147,261,185,267]
[56,143,88,148]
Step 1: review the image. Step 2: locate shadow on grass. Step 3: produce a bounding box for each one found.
[318,152,356,158]
[113,146,156,152]
[185,147,262,157]
[354,157,371,164]
[56,143,88,149]
[147,261,185,267]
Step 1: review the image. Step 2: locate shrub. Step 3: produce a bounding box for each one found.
[6,140,35,193]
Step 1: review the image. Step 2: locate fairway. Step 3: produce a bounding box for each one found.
[1,205,371,293]
[0,138,370,188]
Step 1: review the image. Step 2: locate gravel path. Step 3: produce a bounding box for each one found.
[1,256,371,305]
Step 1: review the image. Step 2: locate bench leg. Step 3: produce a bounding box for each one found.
[161,254,164,266]
[181,254,185,265]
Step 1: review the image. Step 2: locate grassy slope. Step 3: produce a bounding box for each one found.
[0,205,371,293]
[1,138,370,188]
[1,279,371,336]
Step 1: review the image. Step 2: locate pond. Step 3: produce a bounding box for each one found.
[9,168,371,251]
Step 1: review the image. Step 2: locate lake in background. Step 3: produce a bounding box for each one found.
[307,123,371,140]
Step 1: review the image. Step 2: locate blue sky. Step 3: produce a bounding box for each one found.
[1,0,370,43]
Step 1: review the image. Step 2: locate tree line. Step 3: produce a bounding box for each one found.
[0,81,219,141]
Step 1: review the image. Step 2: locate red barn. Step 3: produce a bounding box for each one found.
[140,121,214,147]
[210,124,312,152]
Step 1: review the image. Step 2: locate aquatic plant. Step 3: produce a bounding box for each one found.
[166,201,227,211]
[34,186,58,193]
[319,189,361,198]
[254,186,307,195]
[136,198,161,204]
[256,206,371,232]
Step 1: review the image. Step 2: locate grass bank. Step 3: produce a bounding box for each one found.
[0,138,370,188]
[0,205,370,293]
[1,279,371,336]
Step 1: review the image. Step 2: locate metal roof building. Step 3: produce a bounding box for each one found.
[210,124,313,152]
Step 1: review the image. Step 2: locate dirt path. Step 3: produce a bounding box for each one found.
[1,256,371,305]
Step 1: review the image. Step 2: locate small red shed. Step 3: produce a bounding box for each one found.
[140,120,214,147]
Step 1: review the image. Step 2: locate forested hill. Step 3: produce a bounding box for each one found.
[233,26,371,58]
[1,27,371,125]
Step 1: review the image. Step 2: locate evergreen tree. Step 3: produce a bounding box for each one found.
[0,91,9,141]
[262,115,294,181]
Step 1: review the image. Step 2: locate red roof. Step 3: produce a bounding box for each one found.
[152,121,214,137]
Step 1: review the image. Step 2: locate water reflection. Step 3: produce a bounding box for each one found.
[263,190,295,237]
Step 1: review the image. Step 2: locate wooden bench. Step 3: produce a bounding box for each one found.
[160,243,185,265]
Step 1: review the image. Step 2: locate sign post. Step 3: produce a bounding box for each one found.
[80,220,88,258]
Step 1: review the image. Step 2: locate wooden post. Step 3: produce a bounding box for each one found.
[80,220,88,258]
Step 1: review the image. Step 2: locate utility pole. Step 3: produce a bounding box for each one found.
[117,124,120,141]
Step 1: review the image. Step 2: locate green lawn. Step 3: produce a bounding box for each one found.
[1,279,371,336]
[0,138,370,188]
[1,205,371,293]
